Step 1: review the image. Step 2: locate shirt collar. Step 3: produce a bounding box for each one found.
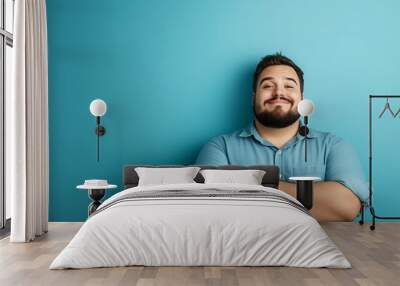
[239,121,317,145]
[239,121,275,147]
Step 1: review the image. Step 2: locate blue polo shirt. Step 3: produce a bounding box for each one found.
[196,121,368,202]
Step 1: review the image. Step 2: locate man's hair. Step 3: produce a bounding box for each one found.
[252,52,304,93]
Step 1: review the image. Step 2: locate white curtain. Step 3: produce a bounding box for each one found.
[9,0,49,242]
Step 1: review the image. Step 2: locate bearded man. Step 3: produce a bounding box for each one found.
[196,53,368,222]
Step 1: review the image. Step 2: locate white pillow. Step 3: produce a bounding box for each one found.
[135,167,201,186]
[200,169,266,185]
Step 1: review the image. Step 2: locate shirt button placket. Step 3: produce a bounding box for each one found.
[275,150,283,180]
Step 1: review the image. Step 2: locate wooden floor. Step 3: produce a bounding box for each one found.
[0,222,399,286]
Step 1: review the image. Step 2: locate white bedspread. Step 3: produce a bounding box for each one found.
[50,183,351,269]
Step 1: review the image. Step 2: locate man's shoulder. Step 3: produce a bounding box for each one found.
[207,126,250,145]
[310,128,347,147]
[196,127,248,165]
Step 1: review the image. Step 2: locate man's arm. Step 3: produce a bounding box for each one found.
[278,181,361,221]
[324,139,369,203]
[279,138,367,222]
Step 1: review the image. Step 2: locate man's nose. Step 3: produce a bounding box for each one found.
[274,85,285,97]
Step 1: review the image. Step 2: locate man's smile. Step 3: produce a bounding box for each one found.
[268,100,290,104]
[265,98,293,106]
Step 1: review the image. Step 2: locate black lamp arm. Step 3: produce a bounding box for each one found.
[95,116,106,136]
[94,116,106,162]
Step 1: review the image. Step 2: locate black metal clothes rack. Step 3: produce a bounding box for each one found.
[359,95,400,230]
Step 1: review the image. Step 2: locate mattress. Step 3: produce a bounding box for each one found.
[50,183,351,269]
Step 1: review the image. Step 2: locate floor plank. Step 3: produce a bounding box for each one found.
[0,222,399,286]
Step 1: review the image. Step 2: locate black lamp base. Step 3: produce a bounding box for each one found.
[88,189,105,216]
[295,180,313,210]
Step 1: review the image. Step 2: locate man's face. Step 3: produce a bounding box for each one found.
[253,65,302,128]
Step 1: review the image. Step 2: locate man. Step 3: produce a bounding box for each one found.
[196,53,368,222]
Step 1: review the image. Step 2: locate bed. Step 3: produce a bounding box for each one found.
[50,165,350,269]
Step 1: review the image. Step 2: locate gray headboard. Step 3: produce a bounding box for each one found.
[123,165,280,189]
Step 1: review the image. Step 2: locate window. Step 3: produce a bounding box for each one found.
[0,0,14,233]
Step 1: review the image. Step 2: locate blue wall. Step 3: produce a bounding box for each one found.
[47,0,400,221]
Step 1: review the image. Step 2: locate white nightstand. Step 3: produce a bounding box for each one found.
[77,180,117,216]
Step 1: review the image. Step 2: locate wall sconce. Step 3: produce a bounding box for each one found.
[290,98,320,210]
[297,99,315,162]
[89,99,107,162]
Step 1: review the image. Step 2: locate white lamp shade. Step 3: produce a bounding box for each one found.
[297,99,314,116]
[90,99,107,117]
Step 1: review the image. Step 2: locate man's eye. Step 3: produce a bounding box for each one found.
[285,85,294,89]
[263,85,272,89]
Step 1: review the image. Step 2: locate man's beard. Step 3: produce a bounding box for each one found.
[253,100,300,128]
